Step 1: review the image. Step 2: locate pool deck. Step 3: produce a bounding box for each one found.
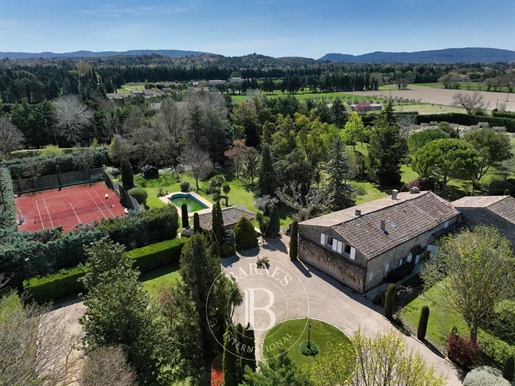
[160,191,213,217]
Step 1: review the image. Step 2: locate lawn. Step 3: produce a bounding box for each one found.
[263,318,351,370]
[400,284,515,368]
[140,263,181,298]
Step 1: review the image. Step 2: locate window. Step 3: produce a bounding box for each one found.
[344,244,351,255]
[368,272,374,282]
[399,258,403,266]
[326,236,334,247]
[385,263,390,273]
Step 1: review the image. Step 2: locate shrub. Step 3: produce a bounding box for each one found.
[256,256,270,269]
[299,341,319,357]
[23,266,87,303]
[220,230,236,258]
[446,329,482,370]
[488,179,515,196]
[289,220,298,260]
[128,187,148,206]
[193,212,201,233]
[40,145,64,158]
[181,203,189,228]
[406,177,436,192]
[234,216,258,251]
[141,204,179,242]
[503,356,514,381]
[384,283,396,320]
[127,237,187,273]
[180,181,190,192]
[383,261,415,283]
[417,306,430,340]
[463,366,511,386]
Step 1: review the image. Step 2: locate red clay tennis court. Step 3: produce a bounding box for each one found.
[16,182,127,232]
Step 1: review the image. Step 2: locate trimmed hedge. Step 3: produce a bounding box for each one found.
[23,266,87,304]
[23,238,187,303]
[128,237,187,272]
[416,113,515,132]
[0,167,16,231]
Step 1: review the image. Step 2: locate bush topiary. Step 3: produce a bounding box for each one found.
[180,181,190,192]
[181,204,189,228]
[234,216,258,251]
[300,341,319,357]
[128,187,148,206]
[193,212,201,233]
[417,305,430,340]
[384,283,396,320]
[463,366,511,386]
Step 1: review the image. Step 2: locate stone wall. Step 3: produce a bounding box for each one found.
[457,207,515,249]
[299,238,366,292]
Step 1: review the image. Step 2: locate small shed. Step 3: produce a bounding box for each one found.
[141,165,159,179]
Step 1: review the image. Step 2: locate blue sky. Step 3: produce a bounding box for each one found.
[0,0,514,58]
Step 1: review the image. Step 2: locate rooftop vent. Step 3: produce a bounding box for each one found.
[380,220,386,233]
[391,189,398,200]
[410,187,420,194]
[355,209,361,216]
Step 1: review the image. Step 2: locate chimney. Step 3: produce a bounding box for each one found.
[380,220,386,233]
[391,189,398,200]
[410,187,420,194]
[355,209,361,216]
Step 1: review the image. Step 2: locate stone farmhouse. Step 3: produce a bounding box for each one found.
[452,195,515,248]
[298,190,460,293]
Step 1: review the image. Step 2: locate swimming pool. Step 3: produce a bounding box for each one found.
[168,193,208,213]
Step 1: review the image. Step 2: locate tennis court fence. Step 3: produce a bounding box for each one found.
[13,168,104,195]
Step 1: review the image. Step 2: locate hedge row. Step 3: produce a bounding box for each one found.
[23,237,187,303]
[24,266,87,304]
[0,167,16,231]
[128,237,187,272]
[416,113,515,132]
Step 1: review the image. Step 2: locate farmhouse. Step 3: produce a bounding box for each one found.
[452,195,515,248]
[198,205,256,230]
[298,190,460,293]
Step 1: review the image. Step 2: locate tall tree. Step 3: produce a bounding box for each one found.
[258,143,278,197]
[80,346,137,386]
[407,128,450,154]
[178,145,213,191]
[79,238,170,384]
[212,200,224,246]
[326,136,354,211]
[412,138,480,197]
[422,226,515,342]
[222,324,240,386]
[120,158,134,190]
[0,117,24,157]
[53,95,93,146]
[452,91,489,114]
[311,330,445,386]
[463,126,512,181]
[366,119,406,186]
[342,112,365,151]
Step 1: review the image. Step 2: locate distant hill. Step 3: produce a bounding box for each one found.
[319,48,515,63]
[0,49,208,60]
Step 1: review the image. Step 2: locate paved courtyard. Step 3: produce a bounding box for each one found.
[225,236,462,385]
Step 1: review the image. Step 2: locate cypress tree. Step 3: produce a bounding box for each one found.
[384,283,396,320]
[212,200,224,246]
[242,324,256,372]
[258,143,277,197]
[181,203,189,228]
[235,323,245,385]
[267,206,280,237]
[223,324,239,386]
[289,220,299,260]
[417,305,430,340]
[326,136,353,210]
[193,212,200,233]
[503,356,514,381]
[120,158,134,190]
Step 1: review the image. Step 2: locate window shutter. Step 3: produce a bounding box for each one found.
[332,241,337,251]
[336,241,342,254]
[320,233,325,245]
[350,247,356,260]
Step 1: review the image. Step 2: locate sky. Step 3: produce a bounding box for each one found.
[0,0,514,59]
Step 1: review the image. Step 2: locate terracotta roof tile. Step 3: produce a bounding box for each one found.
[198,205,255,230]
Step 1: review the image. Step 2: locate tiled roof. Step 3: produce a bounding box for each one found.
[198,205,255,230]
[301,191,459,260]
[453,195,515,225]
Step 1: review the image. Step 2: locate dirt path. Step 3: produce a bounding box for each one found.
[353,85,515,112]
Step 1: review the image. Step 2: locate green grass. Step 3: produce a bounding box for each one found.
[394,103,465,115]
[353,181,388,204]
[263,318,351,370]
[401,165,418,184]
[140,263,181,298]
[400,285,515,367]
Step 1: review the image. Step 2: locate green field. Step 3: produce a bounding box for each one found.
[400,285,515,367]
[263,318,351,370]
[141,263,181,298]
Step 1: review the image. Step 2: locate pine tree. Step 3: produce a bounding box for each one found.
[120,158,134,190]
[289,220,299,260]
[223,324,240,386]
[181,203,189,228]
[326,136,354,211]
[258,143,277,197]
[212,200,224,246]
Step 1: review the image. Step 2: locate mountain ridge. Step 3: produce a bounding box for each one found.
[319,47,515,63]
[0,49,208,60]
